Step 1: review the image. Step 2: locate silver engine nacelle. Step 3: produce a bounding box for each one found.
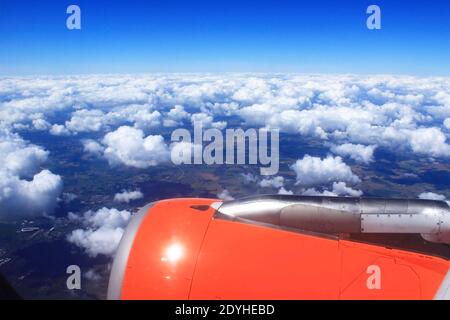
[216,195,450,245]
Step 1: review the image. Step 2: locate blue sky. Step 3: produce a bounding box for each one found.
[0,0,449,75]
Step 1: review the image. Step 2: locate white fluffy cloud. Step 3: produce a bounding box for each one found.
[191,113,213,127]
[114,189,144,203]
[82,139,105,157]
[164,105,190,127]
[67,207,131,257]
[49,124,71,136]
[82,126,172,168]
[408,128,450,157]
[32,119,51,131]
[418,192,447,201]
[259,176,285,188]
[290,155,360,187]
[102,126,170,168]
[418,192,450,207]
[331,182,363,197]
[331,144,376,164]
[65,109,106,133]
[0,129,62,219]
[278,187,294,195]
[0,170,63,219]
[0,131,48,177]
[301,188,337,197]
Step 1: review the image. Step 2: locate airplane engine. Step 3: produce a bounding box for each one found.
[108,196,450,300]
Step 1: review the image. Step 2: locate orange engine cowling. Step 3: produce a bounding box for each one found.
[108,197,450,300]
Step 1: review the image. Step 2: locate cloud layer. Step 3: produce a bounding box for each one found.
[1,74,450,164]
[2,73,450,219]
